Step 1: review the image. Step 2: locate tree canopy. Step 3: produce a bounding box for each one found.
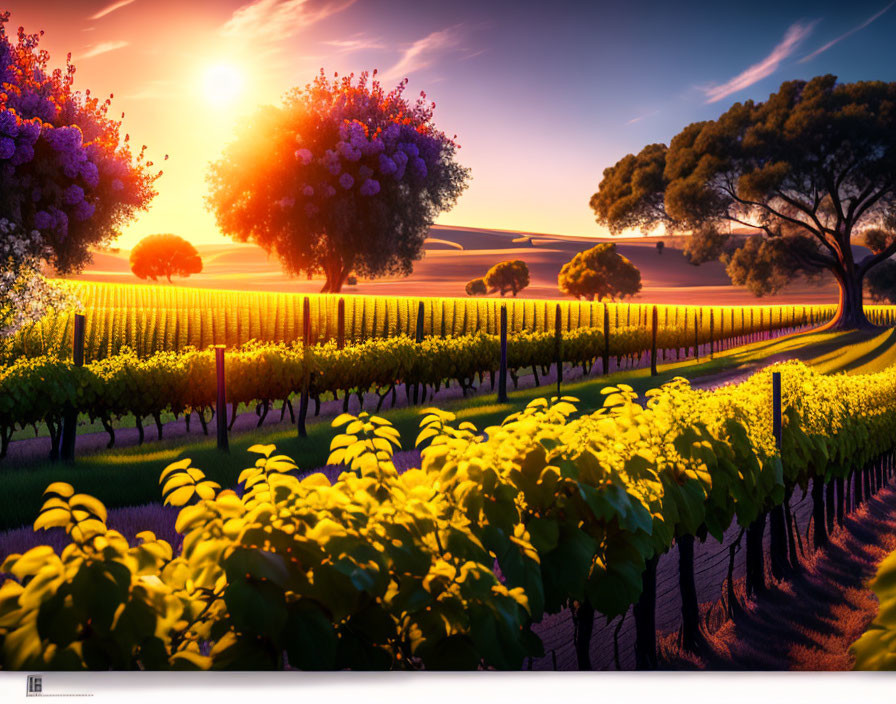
[129,234,202,283]
[484,260,529,297]
[0,14,161,274]
[591,75,896,329]
[866,258,896,304]
[465,277,487,296]
[206,70,470,293]
[557,243,642,302]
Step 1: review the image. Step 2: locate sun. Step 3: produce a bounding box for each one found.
[201,64,244,106]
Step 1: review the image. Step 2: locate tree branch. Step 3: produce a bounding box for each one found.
[857,239,896,277]
[719,183,841,260]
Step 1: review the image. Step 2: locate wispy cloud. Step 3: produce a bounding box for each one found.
[89,0,136,20]
[322,35,386,52]
[703,20,817,103]
[626,110,660,125]
[81,40,129,59]
[380,25,465,82]
[220,0,355,40]
[800,1,895,63]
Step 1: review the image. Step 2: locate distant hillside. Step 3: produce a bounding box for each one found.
[61,225,848,305]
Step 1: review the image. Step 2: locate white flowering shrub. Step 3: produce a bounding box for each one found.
[0,218,79,341]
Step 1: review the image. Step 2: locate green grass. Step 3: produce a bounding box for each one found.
[0,327,888,533]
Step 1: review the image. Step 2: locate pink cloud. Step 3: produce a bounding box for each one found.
[220,0,355,40]
[89,0,137,21]
[81,40,130,59]
[381,25,465,82]
[704,21,817,104]
[800,1,895,63]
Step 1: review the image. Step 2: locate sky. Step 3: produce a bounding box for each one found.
[5,0,896,248]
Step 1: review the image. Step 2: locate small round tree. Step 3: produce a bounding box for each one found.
[465,277,487,296]
[591,75,896,329]
[485,260,529,297]
[129,234,202,283]
[207,70,470,293]
[558,243,642,301]
[0,14,161,275]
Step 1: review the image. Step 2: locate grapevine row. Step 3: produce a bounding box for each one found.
[2,361,895,670]
[0,312,813,459]
[3,279,864,361]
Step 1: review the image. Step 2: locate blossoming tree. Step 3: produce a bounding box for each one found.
[0,218,76,339]
[206,70,470,293]
[0,15,161,274]
[0,15,160,339]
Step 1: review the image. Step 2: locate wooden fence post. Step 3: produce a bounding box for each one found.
[498,305,508,402]
[413,301,425,405]
[337,298,345,350]
[60,313,86,462]
[767,370,792,579]
[695,309,701,360]
[772,371,782,449]
[555,303,563,393]
[215,345,228,452]
[298,297,310,438]
[709,308,715,359]
[650,305,658,376]
[602,304,610,375]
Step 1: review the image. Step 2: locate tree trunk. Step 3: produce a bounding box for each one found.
[745,513,767,597]
[825,269,875,331]
[812,476,827,549]
[633,554,659,670]
[320,258,350,294]
[769,504,789,580]
[571,601,595,671]
[678,534,705,653]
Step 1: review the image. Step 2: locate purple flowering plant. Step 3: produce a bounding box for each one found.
[0,14,162,273]
[207,69,469,293]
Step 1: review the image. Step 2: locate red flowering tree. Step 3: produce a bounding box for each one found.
[129,234,202,283]
[0,14,161,273]
[206,70,470,293]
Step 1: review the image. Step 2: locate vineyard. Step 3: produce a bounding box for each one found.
[13,279,894,361]
[1,361,895,670]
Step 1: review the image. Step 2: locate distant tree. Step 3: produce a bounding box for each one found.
[866,257,896,304]
[557,243,641,302]
[346,274,358,286]
[207,70,470,293]
[681,224,731,265]
[0,14,161,274]
[591,75,896,330]
[129,234,202,283]
[485,260,529,297]
[465,277,487,296]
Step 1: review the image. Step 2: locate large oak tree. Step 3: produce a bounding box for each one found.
[591,75,896,329]
[207,70,469,293]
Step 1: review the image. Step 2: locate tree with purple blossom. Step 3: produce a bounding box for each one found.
[0,14,161,274]
[206,70,470,293]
